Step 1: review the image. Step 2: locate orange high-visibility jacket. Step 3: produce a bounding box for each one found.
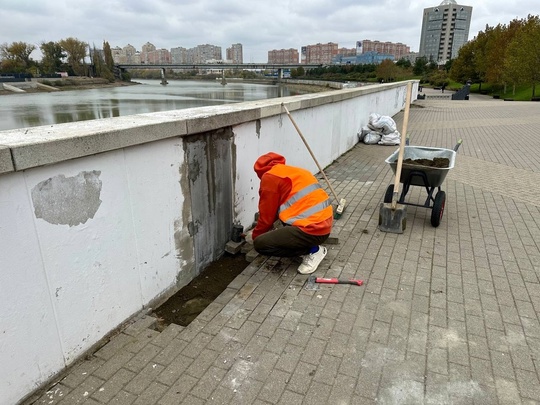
[268,164,333,230]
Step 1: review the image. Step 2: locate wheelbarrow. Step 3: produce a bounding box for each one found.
[383,140,462,227]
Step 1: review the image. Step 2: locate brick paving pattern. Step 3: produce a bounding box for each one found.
[26,92,540,405]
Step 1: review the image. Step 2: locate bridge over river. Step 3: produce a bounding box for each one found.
[115,63,324,84]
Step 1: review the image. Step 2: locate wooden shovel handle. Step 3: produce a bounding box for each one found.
[392,82,413,209]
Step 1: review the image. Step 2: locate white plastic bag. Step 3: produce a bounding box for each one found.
[358,125,371,142]
[378,131,401,145]
[367,113,381,131]
[363,131,382,144]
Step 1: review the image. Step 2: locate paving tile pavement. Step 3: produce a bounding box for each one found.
[26,96,540,405]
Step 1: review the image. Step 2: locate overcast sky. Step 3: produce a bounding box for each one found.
[1,0,537,62]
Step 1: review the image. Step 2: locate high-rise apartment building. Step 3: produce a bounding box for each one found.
[171,47,189,64]
[195,44,222,63]
[267,49,299,64]
[226,43,243,64]
[419,0,472,63]
[123,44,138,64]
[358,40,410,61]
[337,47,357,57]
[301,43,338,64]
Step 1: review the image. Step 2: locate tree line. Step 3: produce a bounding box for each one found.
[450,14,540,97]
[0,38,118,82]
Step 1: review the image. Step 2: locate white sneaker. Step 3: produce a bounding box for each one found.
[297,246,328,274]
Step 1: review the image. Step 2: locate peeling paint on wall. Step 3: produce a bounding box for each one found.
[31,171,102,226]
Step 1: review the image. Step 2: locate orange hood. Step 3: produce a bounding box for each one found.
[254,152,286,179]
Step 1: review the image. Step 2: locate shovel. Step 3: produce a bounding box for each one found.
[378,82,412,234]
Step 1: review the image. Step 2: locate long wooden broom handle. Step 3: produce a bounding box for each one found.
[392,82,413,209]
[281,104,341,203]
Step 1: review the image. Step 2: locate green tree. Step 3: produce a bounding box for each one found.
[90,44,103,77]
[40,41,66,74]
[505,15,540,98]
[59,37,88,76]
[103,41,114,71]
[413,56,428,76]
[449,40,479,84]
[396,58,412,69]
[0,41,36,73]
[292,66,305,77]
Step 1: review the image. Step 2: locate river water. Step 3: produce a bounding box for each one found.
[0,79,309,132]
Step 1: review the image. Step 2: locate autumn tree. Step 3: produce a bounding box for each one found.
[505,15,540,98]
[40,41,66,74]
[449,40,480,84]
[59,37,88,76]
[0,41,36,73]
[376,59,399,82]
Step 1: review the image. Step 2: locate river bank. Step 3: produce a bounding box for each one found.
[0,77,334,96]
[0,77,138,96]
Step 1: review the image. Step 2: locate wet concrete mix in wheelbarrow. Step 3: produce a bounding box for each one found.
[403,157,450,168]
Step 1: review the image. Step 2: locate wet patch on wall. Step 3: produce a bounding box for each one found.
[31,170,102,226]
[183,128,234,272]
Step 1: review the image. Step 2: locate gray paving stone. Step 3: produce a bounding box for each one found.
[189,366,227,400]
[158,374,198,405]
[91,368,136,403]
[256,369,290,404]
[92,351,135,381]
[109,390,137,405]
[132,382,168,405]
[27,97,540,405]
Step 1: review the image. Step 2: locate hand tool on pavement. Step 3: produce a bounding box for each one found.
[305,275,364,290]
[379,81,412,233]
[281,103,347,219]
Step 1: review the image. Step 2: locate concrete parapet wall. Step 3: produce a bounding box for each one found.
[0,80,418,405]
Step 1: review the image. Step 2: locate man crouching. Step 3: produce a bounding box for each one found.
[244,152,333,274]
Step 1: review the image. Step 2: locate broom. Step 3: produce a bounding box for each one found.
[281,103,347,219]
[378,81,413,233]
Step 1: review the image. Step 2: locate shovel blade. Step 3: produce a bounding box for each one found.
[378,202,407,233]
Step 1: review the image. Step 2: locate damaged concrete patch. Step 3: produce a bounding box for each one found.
[31,171,102,226]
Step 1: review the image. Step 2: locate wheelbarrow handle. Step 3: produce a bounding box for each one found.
[454,139,463,152]
[315,277,364,286]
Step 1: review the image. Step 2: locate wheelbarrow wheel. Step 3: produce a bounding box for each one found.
[431,191,446,227]
[384,184,394,203]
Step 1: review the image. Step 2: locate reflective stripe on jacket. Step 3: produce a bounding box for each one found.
[267,164,333,227]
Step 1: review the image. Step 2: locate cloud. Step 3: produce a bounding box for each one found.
[0,0,537,62]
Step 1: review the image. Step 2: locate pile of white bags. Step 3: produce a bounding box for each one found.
[358,113,401,145]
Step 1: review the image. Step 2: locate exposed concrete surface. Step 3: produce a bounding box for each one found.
[0,146,14,173]
[31,171,103,226]
[23,95,540,404]
[3,83,26,92]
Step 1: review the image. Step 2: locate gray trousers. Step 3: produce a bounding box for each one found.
[253,225,329,257]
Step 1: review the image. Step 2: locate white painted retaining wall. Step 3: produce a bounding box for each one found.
[0,81,418,404]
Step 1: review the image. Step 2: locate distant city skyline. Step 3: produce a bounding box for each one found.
[110,39,413,66]
[1,0,536,63]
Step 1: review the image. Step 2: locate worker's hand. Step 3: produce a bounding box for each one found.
[243,230,254,244]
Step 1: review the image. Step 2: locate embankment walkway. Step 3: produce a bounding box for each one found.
[27,92,540,404]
